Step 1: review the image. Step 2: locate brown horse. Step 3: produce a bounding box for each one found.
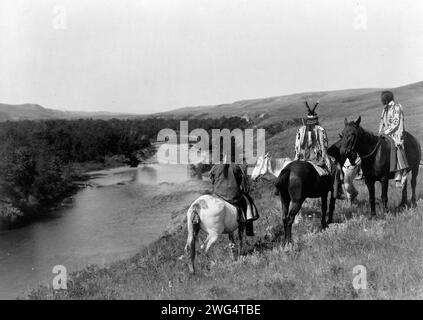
[251,153,342,245]
[274,161,337,245]
[338,116,421,217]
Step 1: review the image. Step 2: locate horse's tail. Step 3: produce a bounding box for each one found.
[274,168,290,195]
[185,202,201,253]
[185,201,201,274]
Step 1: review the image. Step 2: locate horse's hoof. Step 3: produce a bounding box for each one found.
[397,207,405,213]
[283,242,294,252]
[398,202,408,210]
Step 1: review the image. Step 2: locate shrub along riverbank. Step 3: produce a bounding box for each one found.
[0,116,248,228]
[25,173,423,299]
[0,119,152,228]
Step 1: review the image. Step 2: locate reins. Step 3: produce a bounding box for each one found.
[359,139,382,159]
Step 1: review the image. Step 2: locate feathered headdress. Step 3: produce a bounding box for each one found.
[304,100,319,125]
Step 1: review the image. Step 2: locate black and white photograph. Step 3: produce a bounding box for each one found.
[0,0,423,306]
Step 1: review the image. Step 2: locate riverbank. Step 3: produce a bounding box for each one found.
[0,157,132,230]
[24,175,423,299]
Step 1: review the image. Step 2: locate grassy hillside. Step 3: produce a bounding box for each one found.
[25,173,423,300]
[158,81,423,157]
[19,80,423,299]
[0,103,139,121]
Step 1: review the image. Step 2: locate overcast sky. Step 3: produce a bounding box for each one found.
[0,0,422,113]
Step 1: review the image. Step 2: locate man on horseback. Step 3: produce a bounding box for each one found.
[378,91,409,187]
[294,101,345,198]
[209,155,258,236]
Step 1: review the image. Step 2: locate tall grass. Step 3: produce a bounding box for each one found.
[25,172,423,300]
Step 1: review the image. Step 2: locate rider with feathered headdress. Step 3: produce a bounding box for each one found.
[294,101,331,169]
[294,100,344,198]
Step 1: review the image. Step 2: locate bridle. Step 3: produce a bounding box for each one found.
[344,125,381,163]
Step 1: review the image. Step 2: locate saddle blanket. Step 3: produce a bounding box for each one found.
[278,159,329,177]
[381,134,397,173]
[220,193,259,223]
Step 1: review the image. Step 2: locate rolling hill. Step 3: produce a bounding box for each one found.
[0,103,139,122]
[157,80,423,158]
[1,81,422,153]
[159,80,423,129]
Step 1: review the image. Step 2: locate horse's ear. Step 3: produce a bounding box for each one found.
[344,118,348,126]
[355,116,361,126]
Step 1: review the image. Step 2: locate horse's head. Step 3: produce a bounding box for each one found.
[251,153,270,180]
[339,116,361,165]
[328,139,344,166]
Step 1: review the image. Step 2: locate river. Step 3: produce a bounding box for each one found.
[0,163,206,299]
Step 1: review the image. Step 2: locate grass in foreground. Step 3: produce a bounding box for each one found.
[25,175,423,300]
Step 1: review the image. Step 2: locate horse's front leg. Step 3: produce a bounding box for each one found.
[320,194,328,230]
[228,232,236,260]
[328,193,336,225]
[381,176,389,212]
[411,166,418,208]
[400,176,408,209]
[237,222,245,258]
[365,178,376,218]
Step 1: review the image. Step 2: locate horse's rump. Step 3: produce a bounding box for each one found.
[404,131,422,168]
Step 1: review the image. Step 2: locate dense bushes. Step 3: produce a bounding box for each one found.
[0,116,249,224]
[0,118,153,222]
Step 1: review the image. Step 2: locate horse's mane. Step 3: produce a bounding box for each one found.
[358,126,379,143]
[348,122,379,145]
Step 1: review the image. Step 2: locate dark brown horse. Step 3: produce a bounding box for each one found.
[339,116,421,217]
[274,156,341,245]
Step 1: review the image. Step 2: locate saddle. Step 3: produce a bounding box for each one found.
[281,159,330,177]
[308,161,330,176]
[218,193,259,224]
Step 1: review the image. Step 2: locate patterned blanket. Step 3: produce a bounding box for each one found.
[277,158,330,177]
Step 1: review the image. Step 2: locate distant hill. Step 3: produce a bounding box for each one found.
[0,103,139,122]
[156,81,423,157]
[158,81,423,127]
[1,81,422,154]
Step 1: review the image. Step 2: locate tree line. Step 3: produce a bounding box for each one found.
[0,116,248,226]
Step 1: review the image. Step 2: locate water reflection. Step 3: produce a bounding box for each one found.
[0,163,195,299]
